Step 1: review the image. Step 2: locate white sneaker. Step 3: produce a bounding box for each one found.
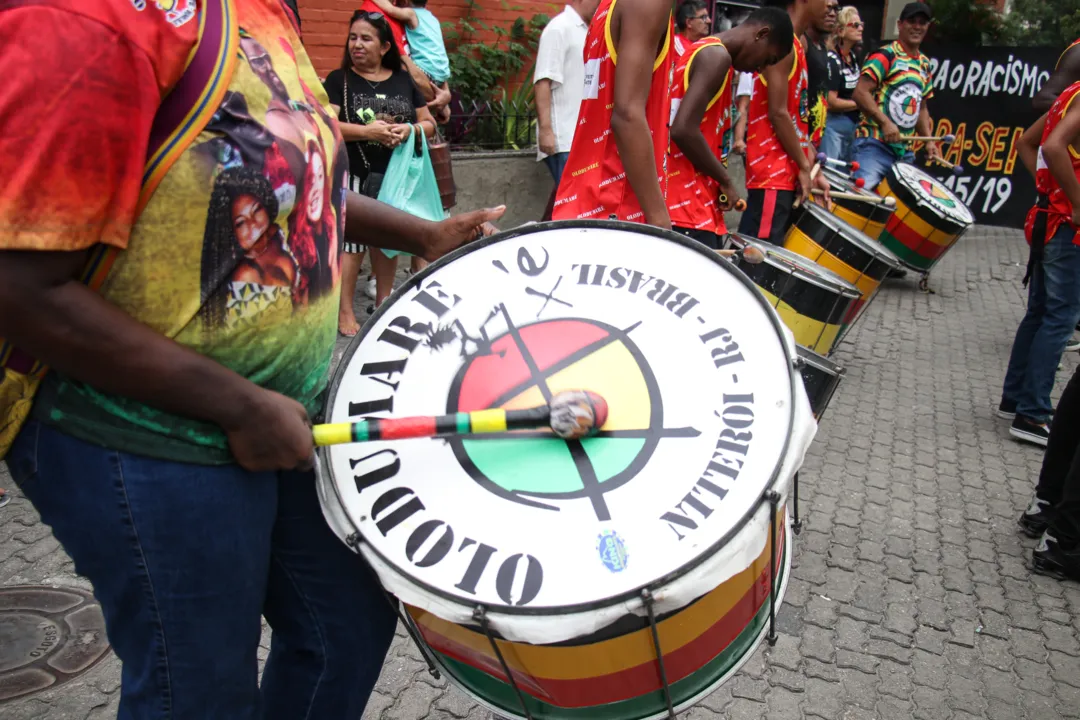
[363,276,377,300]
[1067,338,1080,352]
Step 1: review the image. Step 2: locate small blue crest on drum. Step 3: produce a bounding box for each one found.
[596,529,630,573]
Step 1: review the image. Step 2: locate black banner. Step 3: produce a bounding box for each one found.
[919,45,1059,229]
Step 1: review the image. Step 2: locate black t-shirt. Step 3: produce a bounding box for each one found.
[323,67,425,182]
[827,48,861,121]
[804,34,830,146]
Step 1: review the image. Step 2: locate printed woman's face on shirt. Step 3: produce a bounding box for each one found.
[232,194,271,252]
[348,20,390,69]
[307,151,326,223]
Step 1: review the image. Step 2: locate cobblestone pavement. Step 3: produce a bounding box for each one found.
[4,226,1080,719]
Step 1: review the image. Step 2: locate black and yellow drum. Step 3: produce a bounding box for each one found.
[821,168,894,240]
[783,203,902,346]
[795,346,845,421]
[726,233,861,356]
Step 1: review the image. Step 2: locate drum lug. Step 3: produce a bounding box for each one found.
[473,606,534,720]
[766,490,782,647]
[918,273,935,294]
[641,588,677,720]
[345,532,361,550]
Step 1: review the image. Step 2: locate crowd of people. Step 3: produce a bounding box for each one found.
[1,0,1080,716]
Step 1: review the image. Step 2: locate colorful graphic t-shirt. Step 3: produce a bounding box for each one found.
[0,0,346,464]
[804,34,830,147]
[827,47,861,122]
[1025,81,1080,247]
[744,37,809,191]
[666,38,734,234]
[552,0,675,222]
[854,41,933,157]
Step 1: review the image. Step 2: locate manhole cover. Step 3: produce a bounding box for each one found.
[0,586,110,703]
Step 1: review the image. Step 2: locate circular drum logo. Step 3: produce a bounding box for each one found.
[447,318,693,522]
[885,81,922,130]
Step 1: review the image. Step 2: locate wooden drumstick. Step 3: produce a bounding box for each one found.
[929,156,964,175]
[812,188,896,206]
[716,245,766,263]
[313,390,609,446]
[899,133,956,144]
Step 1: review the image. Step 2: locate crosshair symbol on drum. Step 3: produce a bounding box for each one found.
[446,315,699,522]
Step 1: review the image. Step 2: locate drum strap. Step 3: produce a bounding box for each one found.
[1023,193,1050,288]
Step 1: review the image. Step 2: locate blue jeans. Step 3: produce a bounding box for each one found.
[851,136,914,191]
[6,421,397,719]
[543,152,569,185]
[821,114,856,163]
[1002,224,1080,422]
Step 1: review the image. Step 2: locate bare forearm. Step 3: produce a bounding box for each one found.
[611,110,668,223]
[534,80,554,131]
[1045,142,1080,209]
[854,86,887,126]
[339,122,374,141]
[827,93,857,112]
[916,107,933,136]
[672,125,731,186]
[0,265,260,431]
[345,190,434,255]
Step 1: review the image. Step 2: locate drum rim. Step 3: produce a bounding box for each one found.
[727,232,862,298]
[888,162,975,226]
[797,203,902,269]
[322,218,802,616]
[795,345,846,375]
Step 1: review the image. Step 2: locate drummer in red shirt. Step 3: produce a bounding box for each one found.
[736,0,833,245]
[552,0,676,228]
[1000,80,1080,447]
[667,7,795,248]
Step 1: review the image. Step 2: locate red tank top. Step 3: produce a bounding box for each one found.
[552,0,675,223]
[666,37,734,234]
[744,37,808,190]
[1057,38,1080,70]
[1024,81,1080,246]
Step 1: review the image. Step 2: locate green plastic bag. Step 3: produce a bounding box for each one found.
[376,124,445,258]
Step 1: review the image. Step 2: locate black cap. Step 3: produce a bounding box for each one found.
[899,2,932,21]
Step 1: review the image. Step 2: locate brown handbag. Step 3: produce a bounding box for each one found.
[428,128,457,211]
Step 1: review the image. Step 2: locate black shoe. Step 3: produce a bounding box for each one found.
[997,399,1017,420]
[1019,495,1053,538]
[887,267,908,279]
[1033,531,1080,581]
[1011,415,1050,447]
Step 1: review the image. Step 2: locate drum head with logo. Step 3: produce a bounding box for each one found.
[889,162,974,229]
[320,221,813,616]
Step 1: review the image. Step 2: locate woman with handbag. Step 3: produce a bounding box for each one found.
[324,10,436,336]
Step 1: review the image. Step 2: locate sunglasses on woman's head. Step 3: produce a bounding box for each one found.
[358,10,384,21]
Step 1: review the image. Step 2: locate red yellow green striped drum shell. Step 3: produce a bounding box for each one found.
[876,163,975,273]
[316,220,817,719]
[783,202,902,349]
[821,167,895,241]
[725,233,861,356]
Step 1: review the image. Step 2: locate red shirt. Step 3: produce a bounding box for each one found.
[673,33,690,58]
[1025,81,1080,246]
[744,37,809,191]
[360,0,408,56]
[552,0,675,222]
[666,37,733,234]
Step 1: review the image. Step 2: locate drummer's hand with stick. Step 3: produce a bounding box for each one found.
[811,165,833,211]
[420,207,506,261]
[881,119,902,145]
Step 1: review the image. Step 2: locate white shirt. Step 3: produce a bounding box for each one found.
[736,71,754,98]
[533,5,588,160]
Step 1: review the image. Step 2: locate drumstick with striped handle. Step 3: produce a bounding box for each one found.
[313,390,609,446]
[812,188,896,206]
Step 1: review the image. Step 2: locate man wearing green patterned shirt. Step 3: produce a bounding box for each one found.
[850,1,942,190]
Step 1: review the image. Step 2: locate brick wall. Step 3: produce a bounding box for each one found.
[298,0,562,78]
